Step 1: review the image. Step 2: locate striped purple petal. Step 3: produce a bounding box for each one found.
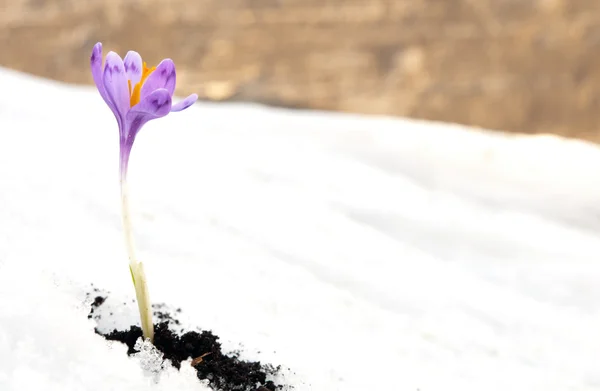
[118,89,172,180]
[140,59,176,102]
[123,51,143,85]
[90,43,118,116]
[171,93,198,112]
[102,52,131,123]
[125,89,173,138]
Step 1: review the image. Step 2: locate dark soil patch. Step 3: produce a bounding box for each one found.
[86,290,286,391]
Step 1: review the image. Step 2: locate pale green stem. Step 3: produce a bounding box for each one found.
[120,179,154,343]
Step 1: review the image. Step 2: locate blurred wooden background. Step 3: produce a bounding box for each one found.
[2,0,600,140]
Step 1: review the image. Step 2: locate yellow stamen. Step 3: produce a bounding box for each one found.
[129,62,156,107]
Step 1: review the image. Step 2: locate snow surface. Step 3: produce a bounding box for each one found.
[1,67,600,390]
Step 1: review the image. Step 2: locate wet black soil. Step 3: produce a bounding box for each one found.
[87,291,285,391]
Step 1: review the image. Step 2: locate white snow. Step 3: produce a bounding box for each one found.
[1,66,600,390]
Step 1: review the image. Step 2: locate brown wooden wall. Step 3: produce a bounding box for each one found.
[2,0,600,140]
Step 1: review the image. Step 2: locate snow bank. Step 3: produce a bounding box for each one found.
[0,67,599,390]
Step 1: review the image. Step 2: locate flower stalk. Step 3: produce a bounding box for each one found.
[120,179,154,342]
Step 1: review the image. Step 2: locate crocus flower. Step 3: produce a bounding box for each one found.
[91,42,197,182]
[91,42,197,343]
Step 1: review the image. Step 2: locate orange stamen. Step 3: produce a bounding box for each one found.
[129,62,156,107]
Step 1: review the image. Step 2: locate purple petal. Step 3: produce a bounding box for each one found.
[140,59,176,100]
[90,43,114,110]
[125,88,172,138]
[119,89,172,180]
[103,51,131,122]
[128,88,172,118]
[123,51,143,85]
[171,93,198,112]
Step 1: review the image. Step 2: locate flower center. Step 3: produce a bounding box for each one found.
[128,62,156,107]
